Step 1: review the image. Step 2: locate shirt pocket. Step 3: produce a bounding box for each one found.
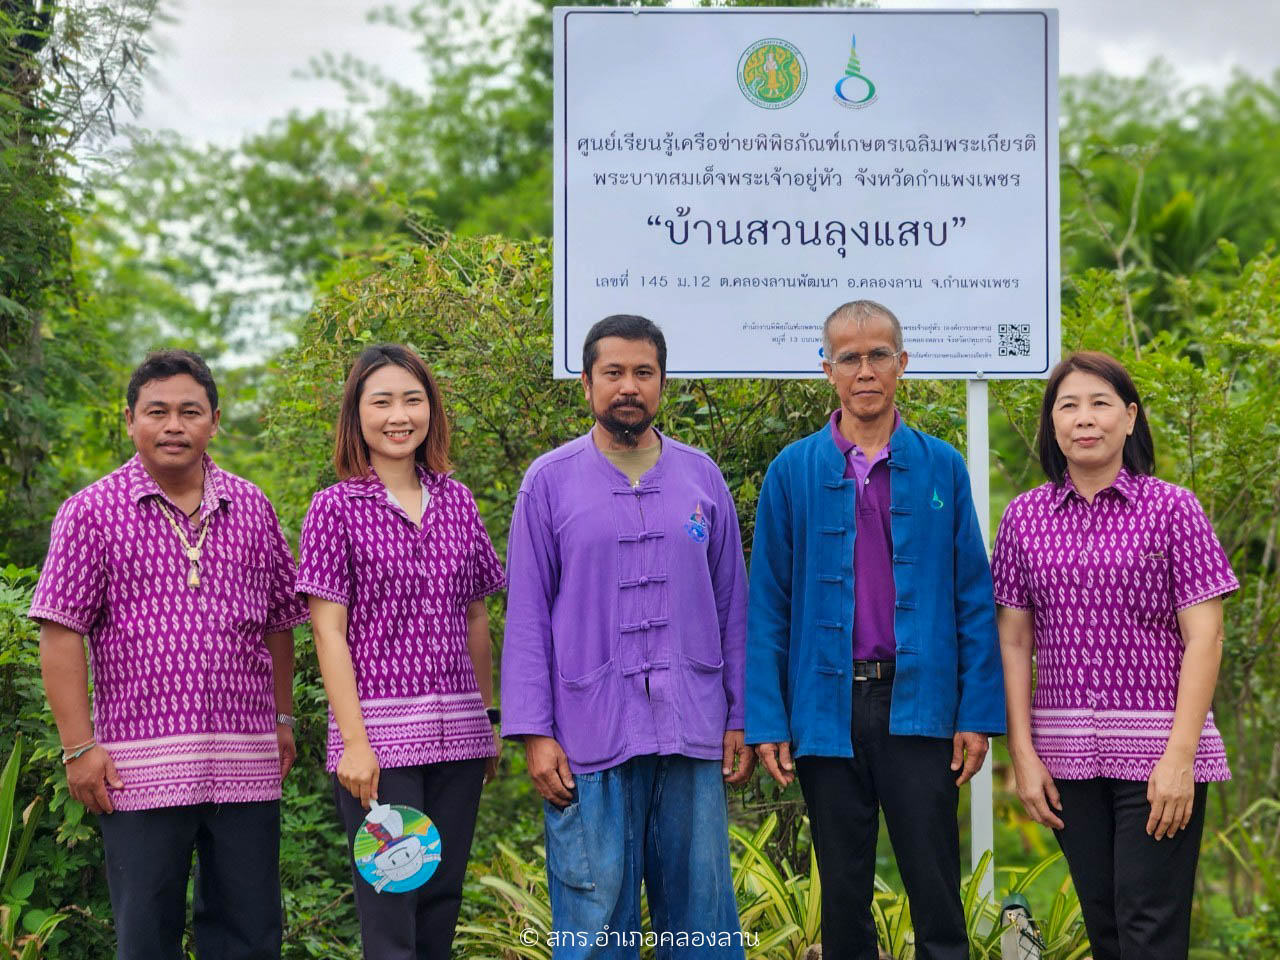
[207,540,272,635]
[678,653,728,748]
[553,660,625,767]
[1130,551,1175,627]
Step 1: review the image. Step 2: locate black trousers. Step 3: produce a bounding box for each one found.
[1053,777,1208,960]
[795,677,966,960]
[333,759,486,960]
[98,800,282,960]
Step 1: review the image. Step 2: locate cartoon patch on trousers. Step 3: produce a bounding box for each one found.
[353,801,443,893]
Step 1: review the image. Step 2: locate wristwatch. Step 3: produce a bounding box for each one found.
[486,707,501,725]
[276,713,296,728]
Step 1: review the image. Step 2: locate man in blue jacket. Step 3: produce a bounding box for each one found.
[747,300,1005,960]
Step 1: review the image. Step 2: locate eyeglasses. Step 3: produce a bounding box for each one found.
[825,348,901,374]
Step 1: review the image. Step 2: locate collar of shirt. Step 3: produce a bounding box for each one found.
[1052,465,1139,510]
[828,408,902,466]
[588,427,670,489]
[125,452,231,518]
[342,462,445,526]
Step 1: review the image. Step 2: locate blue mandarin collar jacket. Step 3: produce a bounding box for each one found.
[745,418,1006,756]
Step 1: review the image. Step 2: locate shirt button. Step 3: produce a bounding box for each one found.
[643,661,651,671]
[640,619,650,630]
[638,576,648,586]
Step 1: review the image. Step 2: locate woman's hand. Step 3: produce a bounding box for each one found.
[1147,749,1195,840]
[337,738,380,809]
[1011,748,1064,830]
[485,729,502,785]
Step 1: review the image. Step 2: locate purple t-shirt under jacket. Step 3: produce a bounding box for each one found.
[29,455,309,811]
[500,432,748,774]
[991,468,1237,782]
[295,466,505,772]
[829,409,898,662]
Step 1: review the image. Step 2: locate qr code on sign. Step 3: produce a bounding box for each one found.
[998,323,1031,357]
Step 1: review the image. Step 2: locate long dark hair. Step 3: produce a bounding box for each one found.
[333,344,451,480]
[1037,351,1155,485]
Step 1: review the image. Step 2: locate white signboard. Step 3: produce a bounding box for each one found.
[553,7,1060,379]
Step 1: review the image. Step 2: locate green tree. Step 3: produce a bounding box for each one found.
[0,0,157,563]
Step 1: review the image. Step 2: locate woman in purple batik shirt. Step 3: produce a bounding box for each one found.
[991,352,1237,960]
[296,344,505,960]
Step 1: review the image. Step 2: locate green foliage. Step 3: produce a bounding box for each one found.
[0,1,156,565]
[0,735,67,958]
[456,820,1084,960]
[1204,799,1280,956]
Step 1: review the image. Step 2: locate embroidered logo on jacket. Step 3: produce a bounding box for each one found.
[684,502,709,543]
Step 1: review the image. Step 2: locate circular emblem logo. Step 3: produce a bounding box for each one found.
[737,39,807,110]
[354,802,442,894]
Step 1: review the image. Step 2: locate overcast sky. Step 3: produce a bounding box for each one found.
[131,0,1280,148]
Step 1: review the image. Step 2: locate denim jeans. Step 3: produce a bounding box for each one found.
[543,754,743,960]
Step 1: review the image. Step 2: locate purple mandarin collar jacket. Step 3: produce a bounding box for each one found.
[500,431,748,774]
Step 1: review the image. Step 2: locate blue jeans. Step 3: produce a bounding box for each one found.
[543,755,744,960]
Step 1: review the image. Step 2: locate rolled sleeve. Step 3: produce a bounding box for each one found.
[1169,488,1239,610]
[990,500,1032,610]
[294,492,352,608]
[28,498,105,635]
[263,501,309,633]
[464,497,506,606]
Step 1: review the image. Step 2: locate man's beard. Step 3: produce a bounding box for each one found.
[597,401,655,447]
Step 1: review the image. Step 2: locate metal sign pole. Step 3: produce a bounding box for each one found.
[967,377,996,900]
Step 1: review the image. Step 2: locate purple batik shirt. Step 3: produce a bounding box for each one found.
[295,466,505,772]
[29,454,309,811]
[829,409,899,661]
[991,468,1238,782]
[501,431,748,774]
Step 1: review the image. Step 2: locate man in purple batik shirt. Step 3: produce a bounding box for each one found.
[29,350,308,960]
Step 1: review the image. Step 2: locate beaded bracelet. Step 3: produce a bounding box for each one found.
[61,740,97,764]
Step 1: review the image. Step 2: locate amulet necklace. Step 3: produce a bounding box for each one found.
[158,496,213,590]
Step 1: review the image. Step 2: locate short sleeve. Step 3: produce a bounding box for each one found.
[1168,488,1238,610]
[294,492,353,607]
[262,499,310,633]
[28,498,107,634]
[990,501,1032,610]
[464,497,506,606]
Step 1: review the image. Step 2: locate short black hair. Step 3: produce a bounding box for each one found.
[1037,351,1155,485]
[582,315,667,380]
[127,349,219,412]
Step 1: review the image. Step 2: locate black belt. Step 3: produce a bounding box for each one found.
[852,659,895,681]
